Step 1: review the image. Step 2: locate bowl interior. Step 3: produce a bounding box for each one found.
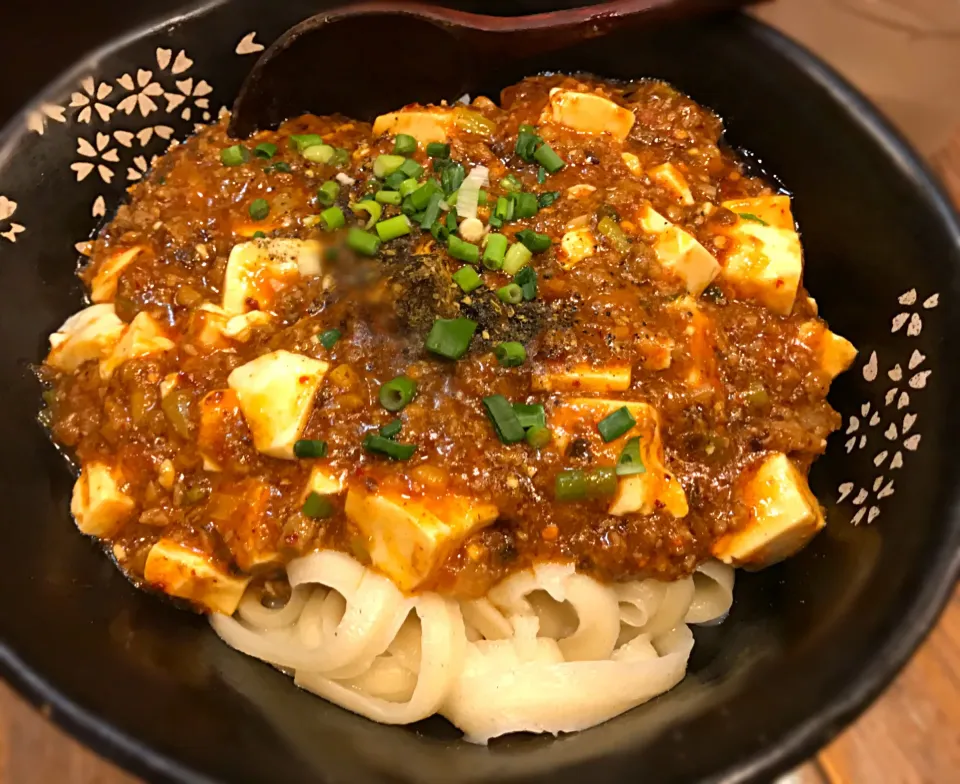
[0,2,959,783]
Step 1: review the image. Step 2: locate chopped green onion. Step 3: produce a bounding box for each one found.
[555,470,587,502]
[534,142,565,173]
[738,212,769,225]
[253,142,277,159]
[398,158,423,179]
[448,235,479,264]
[454,107,497,137]
[302,492,335,519]
[479,189,488,205]
[220,145,249,166]
[249,199,270,221]
[483,233,508,270]
[393,134,417,155]
[303,144,334,164]
[351,199,382,228]
[515,125,543,162]
[398,178,420,198]
[503,242,532,274]
[373,154,406,178]
[539,191,561,208]
[515,229,551,253]
[319,328,341,349]
[425,317,477,359]
[488,215,503,229]
[514,266,537,301]
[375,214,412,241]
[526,425,552,449]
[497,283,523,305]
[426,142,450,159]
[431,219,452,243]
[495,341,526,367]
[513,403,546,430]
[252,230,267,239]
[513,192,539,219]
[441,162,465,195]
[494,196,514,222]
[537,166,547,184]
[317,180,340,207]
[501,174,523,193]
[329,147,350,168]
[384,170,407,190]
[375,189,402,205]
[409,180,440,211]
[446,210,458,232]
[482,395,526,444]
[264,161,293,174]
[420,192,443,230]
[452,265,483,292]
[363,434,416,460]
[294,439,328,459]
[290,134,324,152]
[585,467,618,499]
[380,418,403,439]
[320,206,345,231]
[597,406,636,443]
[616,437,646,476]
[597,215,631,253]
[347,228,381,256]
[379,375,417,412]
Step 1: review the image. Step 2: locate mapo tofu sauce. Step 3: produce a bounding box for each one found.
[39,75,854,609]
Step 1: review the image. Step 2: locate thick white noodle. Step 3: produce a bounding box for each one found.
[211,552,735,743]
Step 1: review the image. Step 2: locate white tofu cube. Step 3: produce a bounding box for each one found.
[345,486,499,592]
[532,364,632,394]
[91,246,145,303]
[143,538,250,615]
[47,304,126,373]
[559,227,597,269]
[712,453,825,569]
[621,152,643,176]
[638,206,719,296]
[798,322,857,380]
[668,296,718,389]
[718,197,803,315]
[197,389,243,472]
[649,163,695,205]
[541,89,635,140]
[99,312,176,380]
[372,107,453,143]
[227,350,329,460]
[71,462,135,537]
[304,465,346,498]
[222,238,322,316]
[548,398,688,518]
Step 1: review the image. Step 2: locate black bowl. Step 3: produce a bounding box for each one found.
[1,2,959,782]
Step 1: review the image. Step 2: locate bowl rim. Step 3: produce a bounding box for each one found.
[1,4,959,783]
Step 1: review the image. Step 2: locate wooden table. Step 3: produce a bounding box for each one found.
[2,4,960,782]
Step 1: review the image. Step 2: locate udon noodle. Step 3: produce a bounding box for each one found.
[212,552,733,742]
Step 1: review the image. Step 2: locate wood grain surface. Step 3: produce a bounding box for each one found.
[2,6,960,784]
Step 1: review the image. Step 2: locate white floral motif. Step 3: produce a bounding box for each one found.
[0,195,26,242]
[165,77,214,122]
[26,103,67,135]
[116,69,165,117]
[71,133,120,183]
[70,77,115,124]
[236,32,265,55]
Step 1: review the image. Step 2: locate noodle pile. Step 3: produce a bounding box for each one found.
[211,551,733,742]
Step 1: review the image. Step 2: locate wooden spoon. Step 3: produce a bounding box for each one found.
[228,0,766,138]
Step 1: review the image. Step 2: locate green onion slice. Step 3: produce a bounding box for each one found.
[380,418,403,439]
[320,206,345,231]
[502,242,532,275]
[379,375,417,412]
[303,144,335,164]
[316,180,340,207]
[534,142,565,173]
[375,214,412,241]
[248,199,270,221]
[495,341,526,367]
[585,467,618,499]
[513,403,546,430]
[539,191,561,208]
[351,199,382,228]
[302,491,335,519]
[425,317,477,359]
[555,469,587,502]
[597,406,636,443]
[253,142,277,159]
[220,145,250,166]
[375,189,402,205]
[597,215,631,253]
[482,233,508,270]
[347,227,381,256]
[426,142,450,159]
[294,439,328,459]
[482,395,526,444]
[500,173,523,192]
[290,134,324,152]
[515,229,551,253]
[393,134,417,155]
[319,328,341,349]
[513,192,539,219]
[448,235,480,264]
[616,436,646,476]
[398,158,423,179]
[452,265,482,293]
[497,283,523,305]
[525,425,553,449]
[373,154,406,178]
[514,266,537,301]
[363,434,416,460]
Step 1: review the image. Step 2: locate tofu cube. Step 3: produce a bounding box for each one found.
[559,227,597,269]
[304,465,346,498]
[193,304,231,349]
[621,152,643,176]
[718,197,803,315]
[222,238,322,316]
[197,389,244,472]
[91,246,145,303]
[372,107,453,143]
[71,462,135,537]
[548,399,688,518]
[345,486,499,592]
[532,364,632,394]
[541,89,635,140]
[47,304,125,373]
[143,538,250,615]
[712,453,825,569]
[649,163,695,206]
[638,206,719,296]
[668,296,718,390]
[227,350,329,460]
[99,312,176,380]
[722,195,795,230]
[798,322,857,380]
